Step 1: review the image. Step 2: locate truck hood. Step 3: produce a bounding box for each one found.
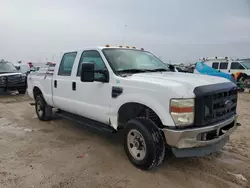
[0,72,22,77]
[126,72,231,96]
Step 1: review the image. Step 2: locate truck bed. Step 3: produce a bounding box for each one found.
[27,71,54,106]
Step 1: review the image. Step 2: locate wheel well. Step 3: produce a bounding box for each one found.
[117,102,163,129]
[33,87,42,99]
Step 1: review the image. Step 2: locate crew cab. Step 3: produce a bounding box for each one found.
[27,46,240,170]
[0,61,27,94]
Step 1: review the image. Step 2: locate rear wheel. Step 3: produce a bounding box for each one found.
[124,117,165,170]
[35,95,52,121]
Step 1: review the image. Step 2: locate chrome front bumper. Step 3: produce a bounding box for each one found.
[162,115,238,150]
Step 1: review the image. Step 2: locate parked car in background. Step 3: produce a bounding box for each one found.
[194,57,250,77]
[0,62,27,94]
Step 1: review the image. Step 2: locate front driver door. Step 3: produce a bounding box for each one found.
[71,50,111,124]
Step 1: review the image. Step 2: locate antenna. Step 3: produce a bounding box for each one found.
[121,24,127,44]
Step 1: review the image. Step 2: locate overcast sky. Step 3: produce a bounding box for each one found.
[0,0,250,64]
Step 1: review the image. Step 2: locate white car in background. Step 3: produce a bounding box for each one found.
[194,57,250,77]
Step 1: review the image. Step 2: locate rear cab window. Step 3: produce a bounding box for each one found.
[212,62,219,69]
[58,52,77,76]
[219,62,228,70]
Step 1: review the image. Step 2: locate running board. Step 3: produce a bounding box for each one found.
[56,110,116,133]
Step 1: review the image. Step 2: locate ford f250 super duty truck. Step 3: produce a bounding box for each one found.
[27,46,240,170]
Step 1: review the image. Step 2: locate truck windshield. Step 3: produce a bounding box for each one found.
[0,62,18,73]
[102,49,169,74]
[242,61,250,69]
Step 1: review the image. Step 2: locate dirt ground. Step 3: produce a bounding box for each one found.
[0,92,250,188]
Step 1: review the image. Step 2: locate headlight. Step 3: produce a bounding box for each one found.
[170,99,194,126]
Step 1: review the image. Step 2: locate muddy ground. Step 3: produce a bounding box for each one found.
[0,92,250,188]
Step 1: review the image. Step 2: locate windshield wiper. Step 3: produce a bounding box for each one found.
[147,68,169,72]
[116,69,149,74]
[116,68,169,75]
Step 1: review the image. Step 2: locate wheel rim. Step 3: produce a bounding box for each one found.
[36,100,44,117]
[127,129,146,161]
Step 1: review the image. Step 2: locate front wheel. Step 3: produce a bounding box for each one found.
[18,87,27,94]
[124,117,166,170]
[35,95,52,121]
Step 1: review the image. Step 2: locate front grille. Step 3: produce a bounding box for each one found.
[194,82,238,127]
[0,75,25,88]
[204,89,237,124]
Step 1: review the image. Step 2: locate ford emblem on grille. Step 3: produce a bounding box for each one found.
[225,100,233,108]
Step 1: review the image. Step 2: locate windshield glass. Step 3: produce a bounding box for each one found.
[0,62,17,73]
[242,61,250,69]
[102,49,169,74]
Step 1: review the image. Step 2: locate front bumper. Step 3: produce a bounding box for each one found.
[162,115,239,157]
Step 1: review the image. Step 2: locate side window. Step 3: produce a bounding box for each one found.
[230,62,245,70]
[77,50,107,78]
[58,52,77,76]
[212,62,219,69]
[219,62,228,70]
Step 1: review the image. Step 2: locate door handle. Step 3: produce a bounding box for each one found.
[72,82,76,91]
[54,80,57,88]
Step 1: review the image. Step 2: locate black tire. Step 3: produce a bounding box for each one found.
[124,117,165,170]
[35,95,52,121]
[18,87,26,94]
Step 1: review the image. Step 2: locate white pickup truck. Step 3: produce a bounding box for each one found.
[27,46,240,170]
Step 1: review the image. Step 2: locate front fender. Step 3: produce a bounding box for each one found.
[109,93,175,129]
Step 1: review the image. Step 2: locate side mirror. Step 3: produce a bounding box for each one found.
[80,62,95,82]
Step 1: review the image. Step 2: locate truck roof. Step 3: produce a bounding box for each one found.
[67,46,145,52]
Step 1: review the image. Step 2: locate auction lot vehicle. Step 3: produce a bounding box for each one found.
[27,46,240,170]
[194,57,250,77]
[0,62,27,94]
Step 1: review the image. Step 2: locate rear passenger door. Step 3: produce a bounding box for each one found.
[53,52,78,113]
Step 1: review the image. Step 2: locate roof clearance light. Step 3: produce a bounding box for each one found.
[126,46,130,48]
[106,44,110,47]
[141,48,144,51]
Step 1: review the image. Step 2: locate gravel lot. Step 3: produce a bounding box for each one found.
[0,92,250,188]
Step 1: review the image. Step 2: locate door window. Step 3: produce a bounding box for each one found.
[77,50,107,80]
[212,62,219,69]
[58,52,77,76]
[230,62,245,70]
[219,62,228,70]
